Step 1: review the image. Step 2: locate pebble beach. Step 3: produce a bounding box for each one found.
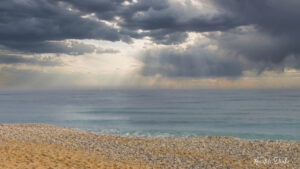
[0,124,299,169]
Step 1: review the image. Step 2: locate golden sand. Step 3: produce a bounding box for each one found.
[0,140,150,169]
[0,124,299,169]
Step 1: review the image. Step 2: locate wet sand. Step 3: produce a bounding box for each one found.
[0,124,299,168]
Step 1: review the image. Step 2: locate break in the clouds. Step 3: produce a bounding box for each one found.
[0,0,300,88]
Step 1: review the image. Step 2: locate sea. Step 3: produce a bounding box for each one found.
[0,89,299,140]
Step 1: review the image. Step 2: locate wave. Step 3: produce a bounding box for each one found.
[86,128,300,140]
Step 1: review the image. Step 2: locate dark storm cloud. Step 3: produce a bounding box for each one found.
[0,55,61,66]
[211,0,300,34]
[0,0,248,52]
[207,0,300,71]
[139,0,300,78]
[205,29,297,73]
[118,0,243,42]
[60,0,129,20]
[121,8,241,32]
[0,0,174,54]
[0,0,121,42]
[2,0,299,45]
[1,41,96,55]
[0,0,121,55]
[141,46,243,78]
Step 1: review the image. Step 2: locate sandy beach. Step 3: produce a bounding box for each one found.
[0,124,299,169]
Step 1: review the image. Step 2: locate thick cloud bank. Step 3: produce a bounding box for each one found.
[140,0,300,77]
[0,55,60,66]
[1,0,300,78]
[141,44,243,78]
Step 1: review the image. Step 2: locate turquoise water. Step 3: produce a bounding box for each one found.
[0,89,299,140]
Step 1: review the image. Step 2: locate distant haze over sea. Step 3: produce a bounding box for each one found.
[0,89,299,140]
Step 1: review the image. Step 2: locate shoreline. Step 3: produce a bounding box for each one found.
[84,129,300,141]
[0,123,299,168]
[9,123,299,141]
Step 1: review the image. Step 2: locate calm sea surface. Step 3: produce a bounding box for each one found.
[0,89,299,140]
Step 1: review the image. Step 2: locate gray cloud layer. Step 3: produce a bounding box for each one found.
[140,0,300,77]
[1,0,300,78]
[0,0,122,54]
[1,41,96,55]
[0,55,61,66]
[142,46,243,78]
[0,0,244,51]
[211,0,300,61]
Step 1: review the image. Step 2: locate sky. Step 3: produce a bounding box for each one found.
[0,0,300,89]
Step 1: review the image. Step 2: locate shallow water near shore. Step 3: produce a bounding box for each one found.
[0,89,299,140]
